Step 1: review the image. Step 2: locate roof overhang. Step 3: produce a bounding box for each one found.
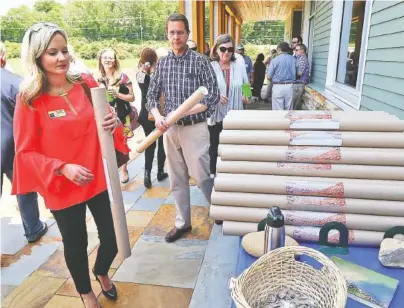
[224,0,304,22]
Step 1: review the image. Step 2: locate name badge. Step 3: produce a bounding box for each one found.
[48,109,67,118]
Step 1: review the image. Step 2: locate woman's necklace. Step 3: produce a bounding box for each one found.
[50,85,78,116]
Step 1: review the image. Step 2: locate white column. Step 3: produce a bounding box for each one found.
[183,0,194,36]
[212,1,219,41]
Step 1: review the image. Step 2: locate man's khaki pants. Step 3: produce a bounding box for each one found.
[164,121,214,229]
[292,83,305,110]
[272,84,293,110]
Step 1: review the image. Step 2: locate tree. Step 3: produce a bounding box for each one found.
[34,0,62,13]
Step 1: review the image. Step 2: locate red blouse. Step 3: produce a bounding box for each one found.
[11,74,130,211]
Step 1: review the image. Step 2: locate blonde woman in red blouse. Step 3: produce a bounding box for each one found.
[13,22,129,308]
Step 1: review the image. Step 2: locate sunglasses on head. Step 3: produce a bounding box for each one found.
[219,46,234,53]
[28,22,60,43]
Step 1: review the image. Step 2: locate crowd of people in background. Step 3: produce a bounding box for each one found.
[1,12,311,308]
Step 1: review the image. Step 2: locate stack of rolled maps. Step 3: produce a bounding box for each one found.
[211,110,404,247]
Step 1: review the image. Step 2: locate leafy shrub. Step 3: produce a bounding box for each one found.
[4,41,21,58]
[3,37,269,63]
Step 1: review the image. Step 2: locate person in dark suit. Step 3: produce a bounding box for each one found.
[0,42,47,243]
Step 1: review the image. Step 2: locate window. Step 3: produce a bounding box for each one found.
[307,1,317,81]
[336,0,367,88]
[324,0,373,110]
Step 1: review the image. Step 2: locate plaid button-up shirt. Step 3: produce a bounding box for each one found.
[146,48,220,122]
[296,54,310,84]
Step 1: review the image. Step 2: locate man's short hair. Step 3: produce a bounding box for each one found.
[277,42,290,53]
[293,36,303,44]
[236,44,244,51]
[297,43,307,54]
[167,13,190,33]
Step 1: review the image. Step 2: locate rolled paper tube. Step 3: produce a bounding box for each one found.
[222,117,404,132]
[216,158,404,180]
[219,130,404,148]
[214,173,404,201]
[90,87,131,260]
[209,205,404,232]
[222,221,404,246]
[136,87,208,153]
[225,110,397,119]
[211,190,404,216]
[218,145,404,166]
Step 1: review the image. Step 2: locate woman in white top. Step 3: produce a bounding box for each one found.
[208,34,249,176]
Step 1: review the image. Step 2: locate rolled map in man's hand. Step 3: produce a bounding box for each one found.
[136,86,209,153]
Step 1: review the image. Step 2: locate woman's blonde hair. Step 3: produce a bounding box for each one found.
[19,22,80,107]
[96,48,122,86]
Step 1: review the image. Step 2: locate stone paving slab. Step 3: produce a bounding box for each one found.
[1,241,60,286]
[130,197,165,211]
[99,282,193,308]
[144,204,213,241]
[112,235,208,289]
[189,224,240,308]
[1,275,66,308]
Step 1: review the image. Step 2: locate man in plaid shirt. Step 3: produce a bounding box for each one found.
[147,13,220,242]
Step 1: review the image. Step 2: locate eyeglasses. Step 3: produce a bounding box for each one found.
[292,41,298,44]
[168,30,187,37]
[102,57,115,61]
[219,46,234,53]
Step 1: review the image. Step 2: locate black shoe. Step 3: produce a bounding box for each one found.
[121,169,129,184]
[165,226,192,243]
[92,268,118,301]
[144,170,152,188]
[28,222,48,243]
[157,171,168,181]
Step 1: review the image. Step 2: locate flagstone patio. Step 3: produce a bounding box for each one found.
[0,126,240,308]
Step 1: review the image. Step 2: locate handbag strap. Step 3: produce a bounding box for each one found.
[80,78,93,106]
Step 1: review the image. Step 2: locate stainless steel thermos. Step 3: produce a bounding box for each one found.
[264,206,286,253]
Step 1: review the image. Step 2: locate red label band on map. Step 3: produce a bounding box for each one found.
[277,162,332,171]
[286,195,347,208]
[285,180,345,198]
[286,146,342,162]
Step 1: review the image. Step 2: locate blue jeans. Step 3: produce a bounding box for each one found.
[2,169,44,241]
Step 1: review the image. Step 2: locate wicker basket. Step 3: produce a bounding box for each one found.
[231,246,347,308]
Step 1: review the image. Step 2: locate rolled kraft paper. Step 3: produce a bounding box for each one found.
[136,86,208,153]
[91,87,131,260]
[214,174,404,201]
[211,191,404,216]
[218,145,404,166]
[216,159,404,180]
[225,110,397,119]
[210,205,404,232]
[222,118,404,132]
[222,221,404,247]
[219,130,404,148]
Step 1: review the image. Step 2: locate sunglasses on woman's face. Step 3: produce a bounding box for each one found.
[219,46,234,53]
